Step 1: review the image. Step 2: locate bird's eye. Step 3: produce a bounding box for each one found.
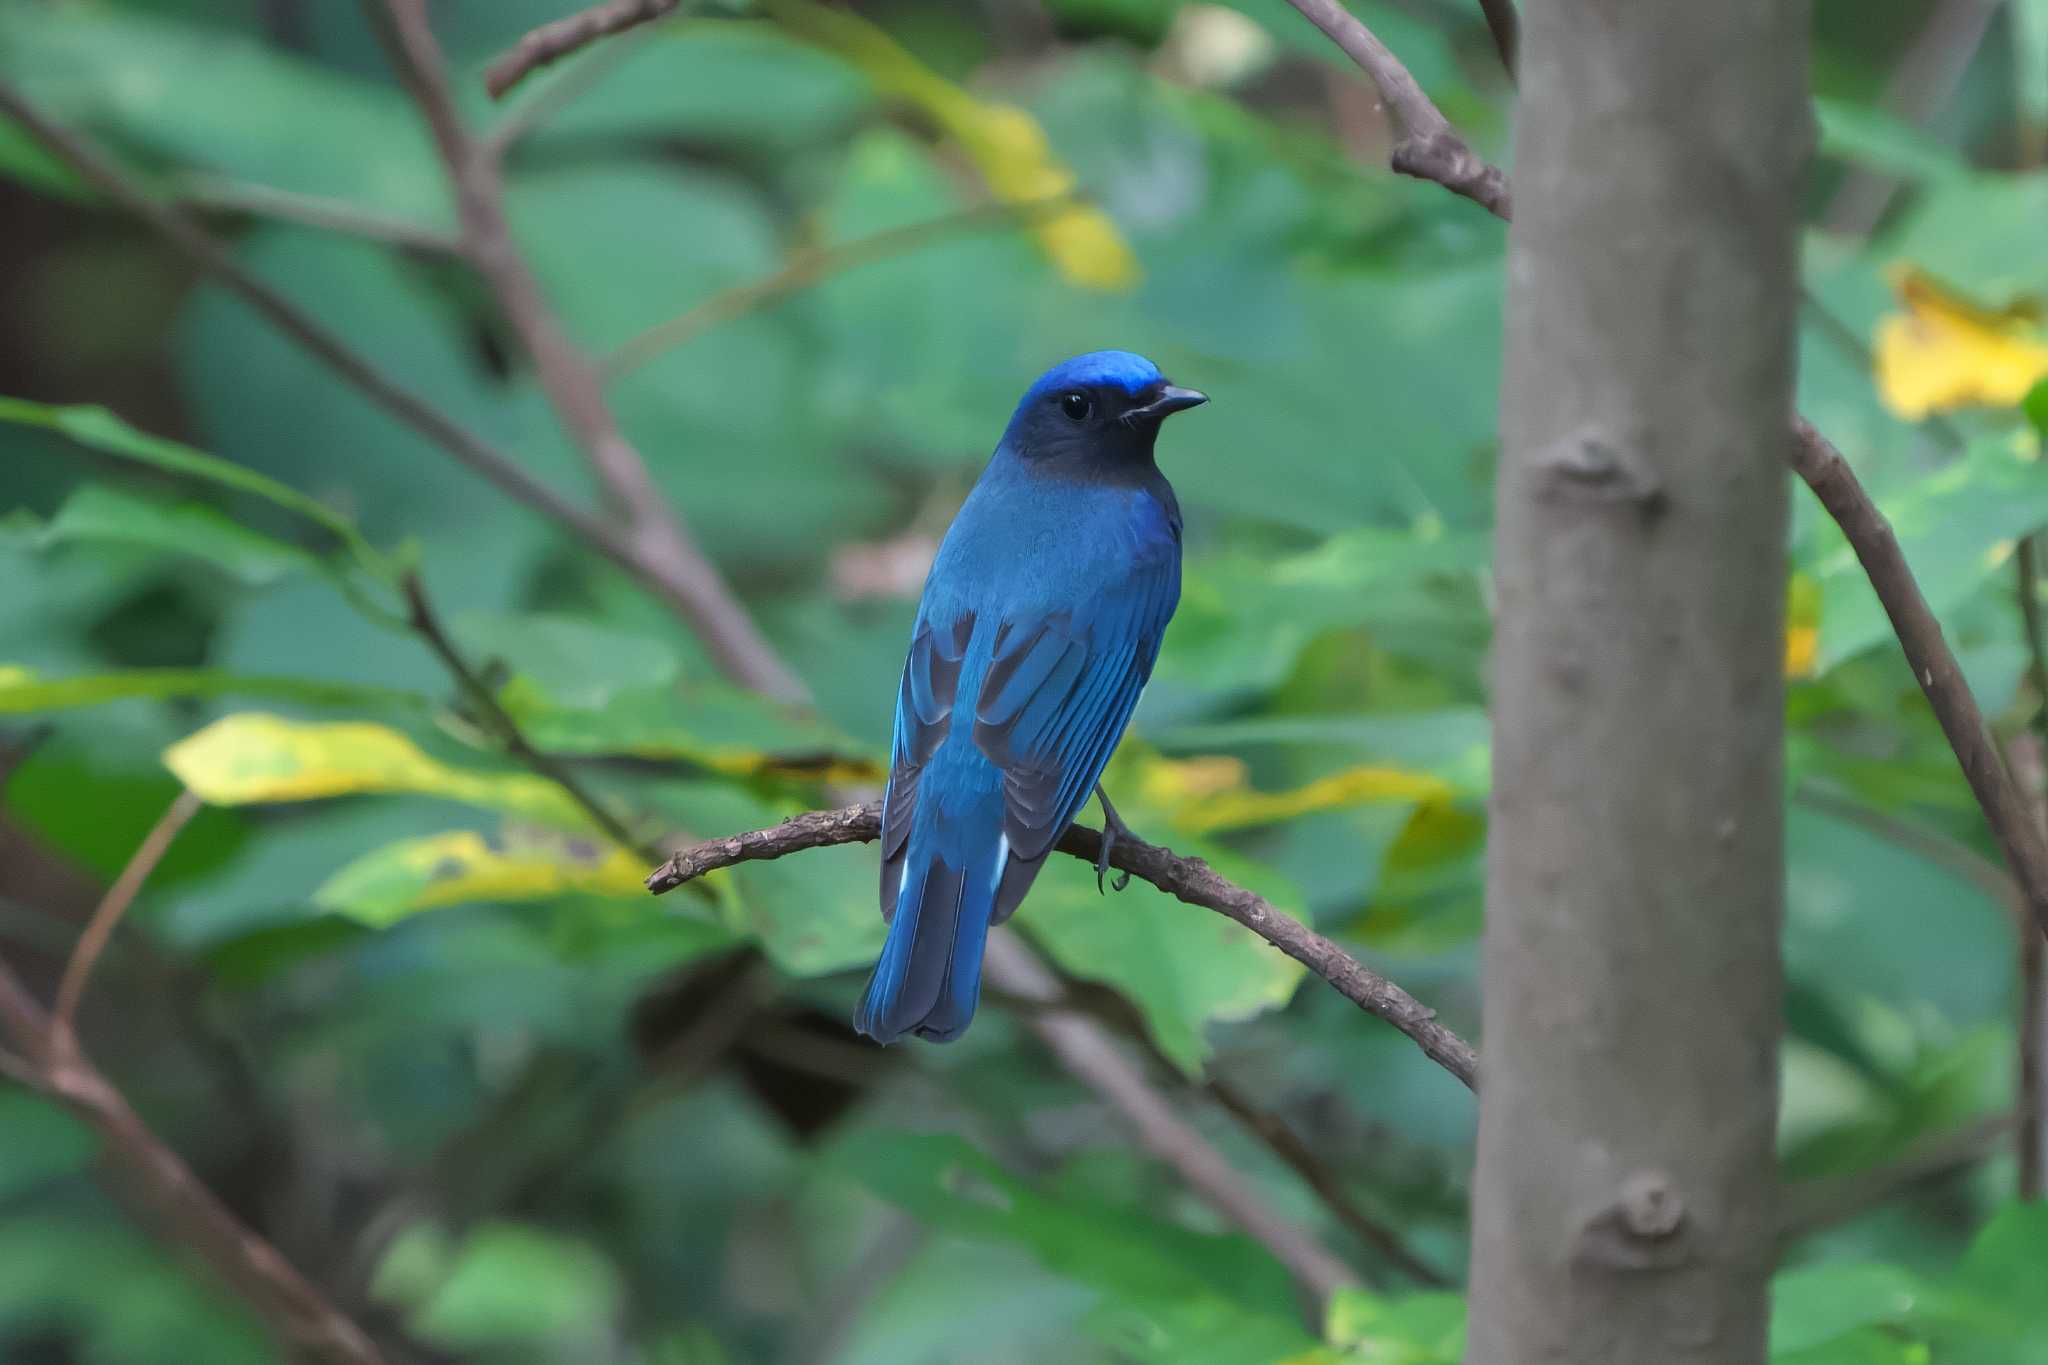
[1059,391,1093,422]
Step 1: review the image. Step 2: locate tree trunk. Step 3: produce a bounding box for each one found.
[1465,2,1810,1362]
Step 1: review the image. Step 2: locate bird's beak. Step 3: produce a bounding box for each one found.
[1128,384,1208,422]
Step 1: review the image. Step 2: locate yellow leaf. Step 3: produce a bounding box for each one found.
[1874,266,2048,419]
[1140,752,1456,835]
[164,713,586,828]
[764,0,1138,290]
[1784,571,1820,679]
[314,828,647,927]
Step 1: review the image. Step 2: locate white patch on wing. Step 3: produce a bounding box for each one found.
[991,834,1010,895]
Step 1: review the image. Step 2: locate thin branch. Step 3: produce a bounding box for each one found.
[604,194,1081,379]
[0,80,619,560]
[1792,784,2018,911]
[983,933,1360,1316]
[177,174,462,253]
[1776,1111,2016,1247]
[484,18,647,158]
[53,788,203,1035]
[1281,0,1512,218]
[1791,420,2048,947]
[2014,537,2048,1198]
[372,0,808,703]
[0,953,388,1365]
[1474,0,1518,78]
[1821,0,2002,237]
[1206,1074,1448,1288]
[399,573,659,863]
[483,0,680,99]
[644,803,1481,1090]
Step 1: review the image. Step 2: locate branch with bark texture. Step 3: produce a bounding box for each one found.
[372,0,806,702]
[646,803,1480,1090]
[483,0,680,99]
[1291,0,2048,952]
[0,812,389,1365]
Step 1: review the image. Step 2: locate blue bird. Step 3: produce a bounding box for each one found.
[855,350,1207,1044]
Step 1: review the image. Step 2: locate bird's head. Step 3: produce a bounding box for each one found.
[1001,350,1207,472]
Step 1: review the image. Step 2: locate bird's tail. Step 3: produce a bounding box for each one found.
[854,833,1004,1043]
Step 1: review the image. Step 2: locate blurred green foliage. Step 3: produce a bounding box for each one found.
[0,0,2045,1360]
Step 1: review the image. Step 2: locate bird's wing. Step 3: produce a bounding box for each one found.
[878,610,976,920]
[972,549,1179,921]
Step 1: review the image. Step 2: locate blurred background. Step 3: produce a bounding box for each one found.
[1,0,2046,1361]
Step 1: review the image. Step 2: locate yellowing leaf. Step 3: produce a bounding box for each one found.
[1785,571,1821,679]
[164,713,586,828]
[1874,266,2048,419]
[1140,752,1456,835]
[314,829,646,927]
[764,0,1138,290]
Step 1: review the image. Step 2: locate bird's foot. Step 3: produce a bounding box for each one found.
[1093,784,1136,894]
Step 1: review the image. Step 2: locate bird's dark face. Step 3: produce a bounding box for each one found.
[1003,351,1207,473]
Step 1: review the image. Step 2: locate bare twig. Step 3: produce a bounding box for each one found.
[177,175,462,253]
[483,0,680,99]
[1792,784,2018,910]
[373,0,807,703]
[0,80,620,561]
[605,194,1081,379]
[399,573,659,863]
[1777,1111,2016,1246]
[644,803,1481,1090]
[1206,1075,1448,1288]
[53,788,203,1035]
[1791,420,2048,946]
[1474,0,1519,78]
[1281,0,1512,218]
[0,952,388,1365]
[484,18,647,157]
[2013,537,2048,1198]
[1821,0,2002,236]
[984,933,1360,1316]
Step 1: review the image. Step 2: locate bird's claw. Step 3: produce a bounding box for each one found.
[1093,785,1137,895]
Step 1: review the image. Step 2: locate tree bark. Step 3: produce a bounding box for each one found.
[1465,2,1809,1362]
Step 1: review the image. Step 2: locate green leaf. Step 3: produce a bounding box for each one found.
[39,482,314,586]
[1770,1262,1923,1355]
[2025,377,2048,438]
[1325,1288,1466,1363]
[0,396,391,581]
[373,1221,623,1351]
[1025,844,1306,1074]
[2017,0,2048,149]
[1887,173,2048,300]
[1814,98,1970,185]
[0,664,421,717]
[1803,436,2048,670]
[0,4,448,226]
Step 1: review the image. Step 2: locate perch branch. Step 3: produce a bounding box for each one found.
[373,0,807,702]
[645,803,1481,1090]
[483,0,680,99]
[984,933,1360,1314]
[52,788,203,1035]
[1289,0,2048,949]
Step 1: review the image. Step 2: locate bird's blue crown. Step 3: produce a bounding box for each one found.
[1020,350,1163,406]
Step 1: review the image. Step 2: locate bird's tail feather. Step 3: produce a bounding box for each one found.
[855,838,1001,1043]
